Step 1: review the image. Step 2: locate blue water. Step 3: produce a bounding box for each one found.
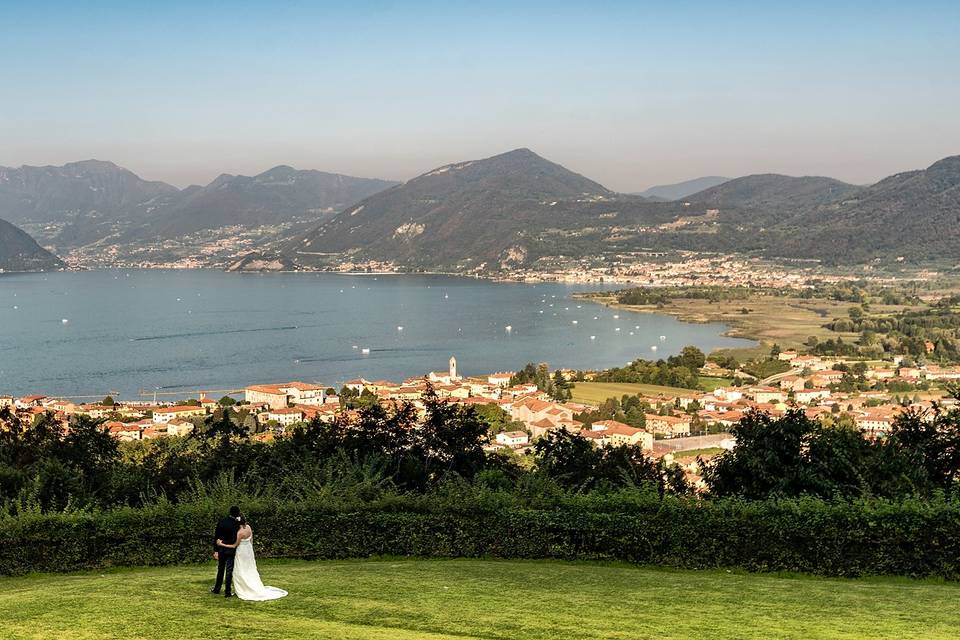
[0,270,752,399]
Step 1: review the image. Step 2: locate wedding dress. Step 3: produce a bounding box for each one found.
[232,536,288,601]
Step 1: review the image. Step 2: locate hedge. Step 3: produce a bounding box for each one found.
[2,493,959,578]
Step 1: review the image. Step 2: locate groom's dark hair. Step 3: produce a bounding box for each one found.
[229,505,241,518]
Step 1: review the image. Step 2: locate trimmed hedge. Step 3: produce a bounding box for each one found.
[2,494,959,578]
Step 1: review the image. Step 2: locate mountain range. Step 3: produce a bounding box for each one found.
[289,148,641,269]
[0,217,63,272]
[0,161,397,252]
[290,149,960,269]
[2,150,958,271]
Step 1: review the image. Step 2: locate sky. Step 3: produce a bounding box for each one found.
[1,1,958,192]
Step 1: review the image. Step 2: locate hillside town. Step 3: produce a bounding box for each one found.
[5,349,959,489]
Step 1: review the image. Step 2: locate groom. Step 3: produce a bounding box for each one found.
[211,505,242,598]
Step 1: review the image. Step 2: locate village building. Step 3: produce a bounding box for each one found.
[587,420,653,450]
[245,382,326,409]
[487,372,514,387]
[152,405,207,424]
[644,413,692,438]
[260,407,306,428]
[166,419,195,437]
[495,431,530,447]
[793,388,831,404]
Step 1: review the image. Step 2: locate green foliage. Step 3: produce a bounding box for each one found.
[740,358,791,380]
[704,407,960,500]
[473,403,525,435]
[4,489,960,579]
[592,347,702,389]
[615,286,756,306]
[510,363,570,400]
[822,295,960,363]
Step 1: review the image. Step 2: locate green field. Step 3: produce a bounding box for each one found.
[1,559,958,639]
[699,376,734,391]
[572,381,698,404]
[670,447,725,458]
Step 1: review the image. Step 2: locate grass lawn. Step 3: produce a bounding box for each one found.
[670,447,725,458]
[571,378,731,406]
[572,381,697,404]
[699,376,734,392]
[1,559,958,639]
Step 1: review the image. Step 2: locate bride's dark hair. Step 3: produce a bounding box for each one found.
[238,515,247,527]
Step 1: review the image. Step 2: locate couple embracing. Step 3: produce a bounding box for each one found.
[211,506,287,601]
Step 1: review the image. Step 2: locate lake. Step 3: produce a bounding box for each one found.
[0,270,753,399]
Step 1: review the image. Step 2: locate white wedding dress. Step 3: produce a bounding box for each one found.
[232,535,288,601]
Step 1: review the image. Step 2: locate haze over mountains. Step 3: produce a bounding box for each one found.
[638,176,730,201]
[0,161,397,252]
[1,150,958,272]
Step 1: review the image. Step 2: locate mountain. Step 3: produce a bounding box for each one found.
[0,160,178,248]
[225,251,298,272]
[0,217,63,271]
[686,173,859,212]
[288,148,645,268]
[122,167,398,242]
[0,159,177,224]
[773,155,960,262]
[0,160,398,252]
[638,176,730,201]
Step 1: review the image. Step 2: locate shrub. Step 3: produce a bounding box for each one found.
[2,491,959,579]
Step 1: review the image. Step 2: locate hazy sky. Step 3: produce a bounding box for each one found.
[1,1,958,191]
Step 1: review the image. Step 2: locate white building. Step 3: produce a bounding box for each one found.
[245,382,326,410]
[153,405,206,424]
[495,431,529,447]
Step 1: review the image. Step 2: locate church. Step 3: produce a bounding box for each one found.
[427,356,461,385]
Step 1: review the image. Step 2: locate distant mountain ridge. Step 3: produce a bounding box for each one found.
[686,173,859,209]
[120,166,398,242]
[638,176,730,201]
[0,160,397,250]
[290,148,960,269]
[289,148,644,268]
[3,151,959,268]
[0,217,63,271]
[769,155,960,262]
[0,160,178,225]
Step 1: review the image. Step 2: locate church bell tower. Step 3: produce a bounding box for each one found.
[449,355,458,381]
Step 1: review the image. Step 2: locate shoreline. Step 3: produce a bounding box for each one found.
[2,272,751,400]
[573,292,765,350]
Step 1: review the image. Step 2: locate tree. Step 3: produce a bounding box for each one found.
[533,430,600,489]
[218,395,236,406]
[418,389,489,481]
[474,404,525,435]
[197,408,243,439]
[703,410,874,500]
[550,370,572,401]
[101,396,115,406]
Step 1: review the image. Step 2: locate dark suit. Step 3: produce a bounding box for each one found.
[212,516,241,596]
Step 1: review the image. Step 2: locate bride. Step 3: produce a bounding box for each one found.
[217,516,288,601]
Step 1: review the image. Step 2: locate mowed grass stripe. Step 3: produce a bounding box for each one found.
[1,559,958,639]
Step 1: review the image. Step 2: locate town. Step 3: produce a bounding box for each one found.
[6,346,958,490]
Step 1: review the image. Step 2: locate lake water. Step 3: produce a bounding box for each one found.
[0,270,752,399]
